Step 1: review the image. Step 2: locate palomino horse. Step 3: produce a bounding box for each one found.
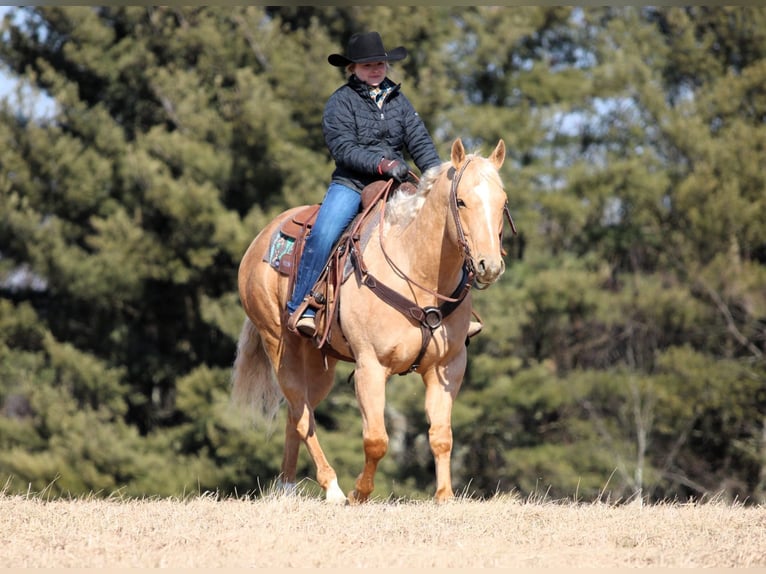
[232,138,512,503]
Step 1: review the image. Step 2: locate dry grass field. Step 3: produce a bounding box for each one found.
[2,488,765,568]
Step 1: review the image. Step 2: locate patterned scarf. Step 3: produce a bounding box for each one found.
[369,79,395,109]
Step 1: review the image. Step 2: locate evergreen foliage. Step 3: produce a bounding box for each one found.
[1,6,764,503]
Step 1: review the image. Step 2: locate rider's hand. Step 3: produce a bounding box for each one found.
[377,158,410,183]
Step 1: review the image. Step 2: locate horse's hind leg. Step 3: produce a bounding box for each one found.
[278,352,346,504]
[281,399,346,504]
[278,419,301,492]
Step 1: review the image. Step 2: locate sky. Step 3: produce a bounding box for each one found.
[0,6,19,100]
[0,6,57,118]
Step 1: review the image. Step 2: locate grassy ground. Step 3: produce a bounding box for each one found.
[2,487,764,568]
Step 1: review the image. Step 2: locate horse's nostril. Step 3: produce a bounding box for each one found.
[475,258,505,283]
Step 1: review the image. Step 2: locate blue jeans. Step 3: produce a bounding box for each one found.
[286,183,362,315]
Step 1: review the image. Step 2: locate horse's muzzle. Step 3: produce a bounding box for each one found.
[472,257,505,289]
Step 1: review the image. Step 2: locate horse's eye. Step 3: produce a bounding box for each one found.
[456,198,467,208]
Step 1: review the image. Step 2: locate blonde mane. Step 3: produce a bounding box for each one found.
[384,163,444,228]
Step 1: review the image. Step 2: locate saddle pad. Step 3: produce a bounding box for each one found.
[266,232,296,274]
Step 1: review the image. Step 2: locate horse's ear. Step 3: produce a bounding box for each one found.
[451,138,466,167]
[490,139,506,169]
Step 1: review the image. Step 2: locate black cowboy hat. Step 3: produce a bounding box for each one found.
[328,31,408,67]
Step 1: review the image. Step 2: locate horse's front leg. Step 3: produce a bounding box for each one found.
[348,359,389,504]
[423,360,465,503]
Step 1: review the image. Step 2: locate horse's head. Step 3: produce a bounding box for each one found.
[448,138,510,289]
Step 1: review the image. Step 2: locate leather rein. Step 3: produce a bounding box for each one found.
[349,159,516,374]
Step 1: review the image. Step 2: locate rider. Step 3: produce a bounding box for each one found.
[287,31,482,339]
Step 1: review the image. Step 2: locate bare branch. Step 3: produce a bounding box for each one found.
[697,278,762,359]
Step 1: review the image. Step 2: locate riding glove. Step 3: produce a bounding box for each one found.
[377,158,410,183]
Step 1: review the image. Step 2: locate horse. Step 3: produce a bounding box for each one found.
[232,137,513,504]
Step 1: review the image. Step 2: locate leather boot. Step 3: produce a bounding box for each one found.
[295,314,316,337]
[467,320,483,338]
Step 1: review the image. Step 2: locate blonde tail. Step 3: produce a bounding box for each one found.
[231,317,283,426]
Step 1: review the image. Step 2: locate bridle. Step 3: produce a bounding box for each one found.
[448,159,517,287]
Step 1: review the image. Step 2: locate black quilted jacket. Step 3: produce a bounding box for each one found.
[322,74,442,193]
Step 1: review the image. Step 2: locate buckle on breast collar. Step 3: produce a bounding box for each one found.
[422,306,443,330]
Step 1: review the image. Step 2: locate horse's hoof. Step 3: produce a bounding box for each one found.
[325,478,347,505]
[434,489,455,504]
[346,489,369,505]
